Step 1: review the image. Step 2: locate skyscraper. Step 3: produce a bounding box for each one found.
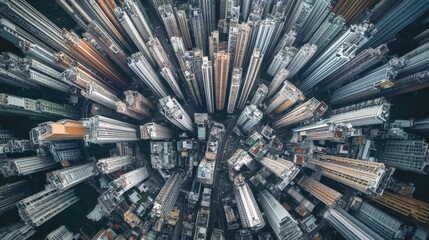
[379,140,429,174]
[45,225,80,240]
[267,69,290,98]
[81,81,120,110]
[161,67,185,100]
[214,51,230,110]
[184,70,204,108]
[352,201,406,240]
[227,68,243,114]
[236,105,263,133]
[159,96,195,132]
[198,0,216,41]
[159,4,181,39]
[249,84,268,106]
[0,180,31,216]
[151,171,185,218]
[0,93,80,119]
[190,6,206,53]
[140,122,174,140]
[253,18,275,55]
[30,120,85,144]
[233,174,265,231]
[237,49,263,110]
[372,191,429,227]
[233,23,251,69]
[265,81,304,115]
[306,155,393,195]
[259,157,300,181]
[128,52,169,98]
[97,155,135,174]
[209,31,219,61]
[298,176,343,207]
[0,156,57,177]
[17,188,79,227]
[83,115,140,144]
[146,36,174,69]
[258,190,304,240]
[330,66,396,106]
[202,57,215,113]
[329,97,390,127]
[47,163,97,191]
[323,208,384,240]
[273,98,327,128]
[175,10,193,50]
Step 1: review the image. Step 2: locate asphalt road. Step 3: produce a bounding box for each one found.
[206,115,238,239]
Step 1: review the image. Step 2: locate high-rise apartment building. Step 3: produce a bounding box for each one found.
[160,67,185,101]
[189,6,206,53]
[81,81,120,110]
[292,120,353,142]
[329,98,390,127]
[298,176,342,207]
[323,208,384,240]
[253,18,275,55]
[151,171,185,218]
[159,96,195,132]
[320,44,389,92]
[0,180,31,216]
[175,10,193,49]
[0,93,80,119]
[352,201,406,240]
[202,57,215,113]
[233,175,265,231]
[114,8,155,67]
[183,49,205,106]
[17,188,79,227]
[250,84,268,106]
[124,90,156,114]
[227,68,243,114]
[209,31,219,61]
[128,52,169,98]
[30,120,85,145]
[372,191,429,227]
[258,190,303,240]
[331,66,395,107]
[0,156,57,177]
[267,69,290,98]
[140,122,174,140]
[147,36,174,69]
[306,155,393,195]
[267,47,297,77]
[286,44,317,78]
[284,0,314,34]
[97,155,135,174]
[233,23,251,69]
[259,157,300,181]
[236,105,263,133]
[47,163,97,191]
[112,167,149,196]
[379,140,429,174]
[273,98,327,128]
[214,51,230,110]
[184,69,204,108]
[159,4,181,39]
[0,222,36,240]
[265,81,304,115]
[83,115,139,144]
[45,225,80,240]
[237,49,263,110]
[198,0,216,41]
